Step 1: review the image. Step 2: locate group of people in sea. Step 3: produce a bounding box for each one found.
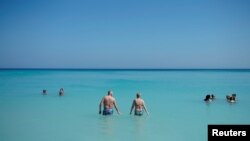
[99,90,149,116]
[41,89,149,116]
[42,89,238,116]
[203,93,237,103]
[42,88,64,96]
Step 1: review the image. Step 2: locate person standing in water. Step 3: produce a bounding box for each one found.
[130,93,149,116]
[42,89,47,95]
[59,88,64,96]
[99,90,121,115]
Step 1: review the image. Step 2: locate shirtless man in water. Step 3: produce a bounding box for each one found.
[130,93,149,116]
[99,90,121,115]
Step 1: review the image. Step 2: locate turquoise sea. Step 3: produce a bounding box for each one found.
[0,69,250,141]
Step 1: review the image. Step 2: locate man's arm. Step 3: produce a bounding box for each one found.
[143,101,149,115]
[99,98,103,114]
[130,100,135,115]
[113,99,120,114]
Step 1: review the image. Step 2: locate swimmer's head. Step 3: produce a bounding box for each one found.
[232,93,236,97]
[136,93,141,98]
[108,90,113,96]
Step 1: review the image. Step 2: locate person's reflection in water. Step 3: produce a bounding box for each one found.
[131,115,149,141]
[98,116,116,137]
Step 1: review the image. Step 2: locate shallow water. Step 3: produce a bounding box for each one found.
[0,69,250,141]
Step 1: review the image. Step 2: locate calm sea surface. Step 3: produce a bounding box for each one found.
[0,69,250,141]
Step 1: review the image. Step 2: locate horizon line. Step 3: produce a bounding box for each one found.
[0,68,250,70]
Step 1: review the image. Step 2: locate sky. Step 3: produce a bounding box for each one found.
[0,0,250,68]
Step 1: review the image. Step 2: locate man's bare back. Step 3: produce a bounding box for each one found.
[99,90,120,115]
[130,93,149,116]
[103,95,115,109]
[134,98,145,111]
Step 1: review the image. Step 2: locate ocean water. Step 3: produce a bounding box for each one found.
[0,69,250,141]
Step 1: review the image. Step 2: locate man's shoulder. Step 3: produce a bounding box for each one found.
[139,98,145,103]
[103,96,110,100]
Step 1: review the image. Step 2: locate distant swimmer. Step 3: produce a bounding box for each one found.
[59,88,64,96]
[211,94,215,100]
[226,93,236,103]
[42,89,47,95]
[99,90,121,115]
[204,94,212,102]
[203,94,215,102]
[130,93,149,116]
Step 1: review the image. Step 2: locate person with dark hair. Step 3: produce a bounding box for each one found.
[59,88,64,96]
[204,94,211,102]
[42,89,47,95]
[99,90,120,115]
[210,94,215,100]
[130,93,149,116]
[226,93,236,103]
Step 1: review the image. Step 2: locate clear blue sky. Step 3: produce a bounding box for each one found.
[0,0,250,68]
